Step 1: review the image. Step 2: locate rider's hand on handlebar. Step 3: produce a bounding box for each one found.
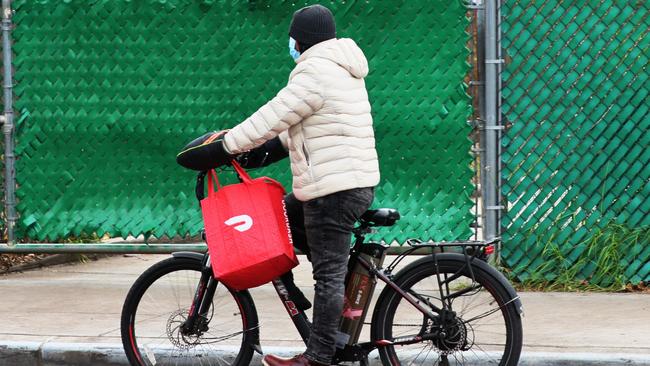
[236,136,289,169]
[176,130,235,171]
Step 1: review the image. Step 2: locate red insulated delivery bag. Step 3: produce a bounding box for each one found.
[200,161,298,290]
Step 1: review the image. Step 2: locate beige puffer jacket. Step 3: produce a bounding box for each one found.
[223,38,380,201]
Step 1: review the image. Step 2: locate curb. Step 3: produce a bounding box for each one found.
[1,341,650,366]
[518,352,650,366]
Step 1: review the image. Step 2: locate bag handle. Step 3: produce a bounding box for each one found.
[206,170,221,198]
[205,160,251,198]
[231,160,252,183]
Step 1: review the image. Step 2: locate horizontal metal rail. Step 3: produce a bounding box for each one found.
[0,243,209,254]
[0,243,466,255]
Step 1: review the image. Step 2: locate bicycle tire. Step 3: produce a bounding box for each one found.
[371,253,522,366]
[121,256,259,366]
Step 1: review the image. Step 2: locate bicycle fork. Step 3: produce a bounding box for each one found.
[181,254,216,336]
[180,253,264,354]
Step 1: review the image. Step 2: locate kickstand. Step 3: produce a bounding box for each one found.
[359,356,369,366]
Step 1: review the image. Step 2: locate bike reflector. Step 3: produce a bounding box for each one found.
[201,161,298,289]
[485,245,495,255]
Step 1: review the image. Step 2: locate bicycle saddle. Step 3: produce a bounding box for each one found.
[360,208,400,227]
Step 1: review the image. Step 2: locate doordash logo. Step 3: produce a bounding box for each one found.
[224,215,253,232]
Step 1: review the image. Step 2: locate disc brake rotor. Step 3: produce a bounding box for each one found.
[166,309,201,350]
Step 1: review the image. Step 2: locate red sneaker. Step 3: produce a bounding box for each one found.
[262,354,328,366]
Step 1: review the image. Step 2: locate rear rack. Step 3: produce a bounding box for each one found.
[405,238,499,248]
[383,238,499,274]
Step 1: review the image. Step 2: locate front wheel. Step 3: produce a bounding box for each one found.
[371,254,523,366]
[120,256,259,366]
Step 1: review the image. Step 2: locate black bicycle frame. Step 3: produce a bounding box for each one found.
[184,240,493,360]
[267,228,496,362]
[180,239,493,362]
[184,170,497,360]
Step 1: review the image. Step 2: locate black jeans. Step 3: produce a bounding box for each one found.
[284,187,374,364]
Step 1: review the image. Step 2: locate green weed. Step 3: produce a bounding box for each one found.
[506,221,649,292]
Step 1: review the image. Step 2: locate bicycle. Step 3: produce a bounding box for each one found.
[121,171,523,366]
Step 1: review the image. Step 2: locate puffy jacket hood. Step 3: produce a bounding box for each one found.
[297,38,369,79]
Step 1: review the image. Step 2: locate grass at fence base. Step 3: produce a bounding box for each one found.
[505,221,650,292]
[62,233,101,244]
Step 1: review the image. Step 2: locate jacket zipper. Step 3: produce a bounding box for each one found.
[302,143,311,166]
[302,142,316,181]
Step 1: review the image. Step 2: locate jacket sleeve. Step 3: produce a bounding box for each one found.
[278,131,289,151]
[223,67,323,154]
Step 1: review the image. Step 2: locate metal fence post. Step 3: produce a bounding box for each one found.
[483,0,503,262]
[496,0,504,262]
[473,1,487,243]
[2,0,16,245]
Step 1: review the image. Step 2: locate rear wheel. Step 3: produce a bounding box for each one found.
[372,254,522,365]
[121,256,258,366]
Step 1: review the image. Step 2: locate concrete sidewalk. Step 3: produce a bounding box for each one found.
[1,254,649,365]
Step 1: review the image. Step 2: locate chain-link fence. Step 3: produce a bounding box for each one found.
[500,1,649,285]
[5,0,474,243]
[3,0,647,289]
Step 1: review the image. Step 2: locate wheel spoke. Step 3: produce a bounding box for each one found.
[463,296,520,324]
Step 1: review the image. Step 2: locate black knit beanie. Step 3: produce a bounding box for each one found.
[289,4,336,51]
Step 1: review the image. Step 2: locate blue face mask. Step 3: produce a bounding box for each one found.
[289,37,301,61]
